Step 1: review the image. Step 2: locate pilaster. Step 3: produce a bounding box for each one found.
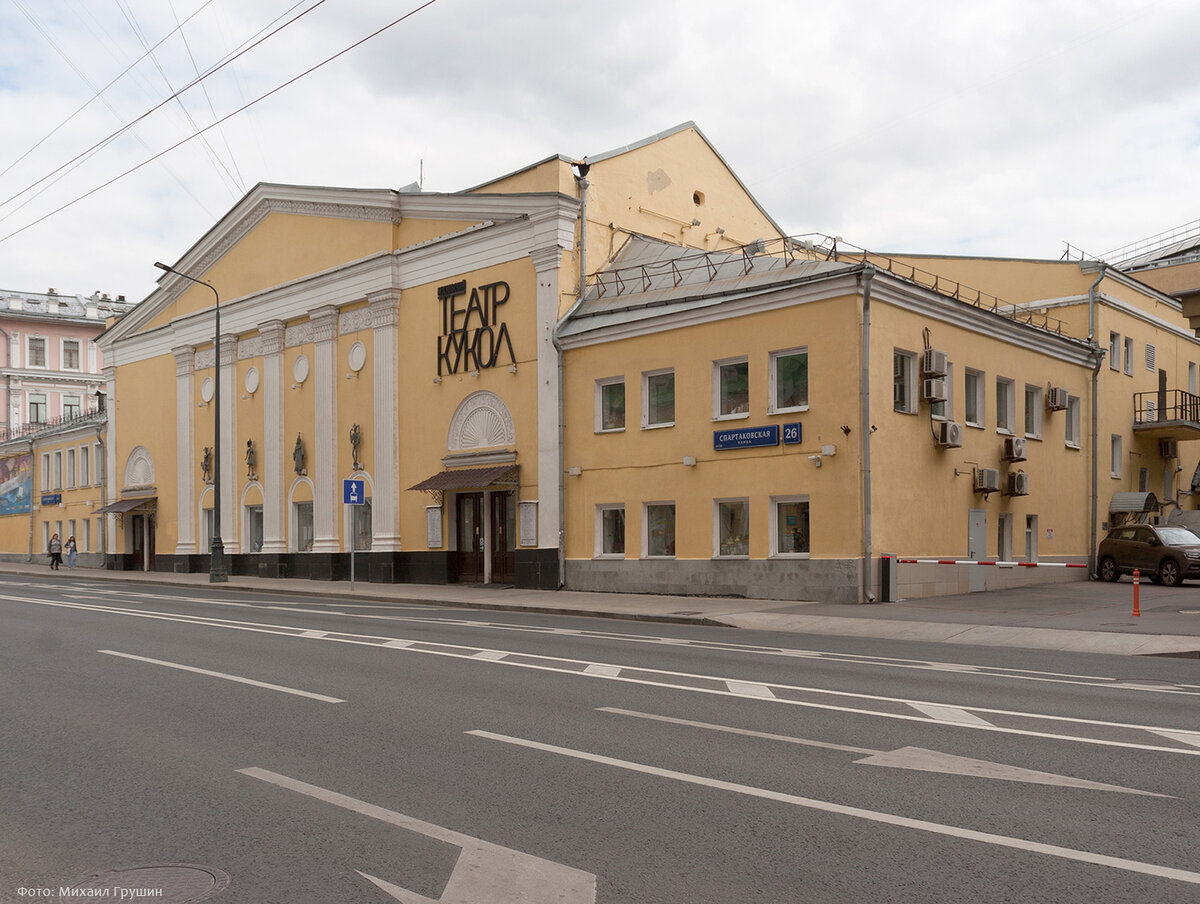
[219,334,238,553]
[369,290,402,551]
[310,306,340,552]
[532,246,564,549]
[259,321,287,552]
[173,346,197,555]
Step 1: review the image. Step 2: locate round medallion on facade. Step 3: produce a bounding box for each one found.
[293,354,310,384]
[200,377,215,402]
[348,341,367,373]
[244,366,260,394]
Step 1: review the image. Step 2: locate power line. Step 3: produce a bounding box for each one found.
[0,0,444,246]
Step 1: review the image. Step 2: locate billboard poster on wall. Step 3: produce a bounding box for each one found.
[0,453,33,515]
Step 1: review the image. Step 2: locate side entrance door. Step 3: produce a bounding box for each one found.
[967,508,987,592]
[456,493,484,582]
[490,491,515,584]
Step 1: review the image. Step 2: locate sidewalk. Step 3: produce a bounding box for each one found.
[3,561,1199,657]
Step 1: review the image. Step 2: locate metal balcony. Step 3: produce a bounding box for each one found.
[1132,389,1200,439]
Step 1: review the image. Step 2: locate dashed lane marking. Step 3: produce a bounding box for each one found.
[908,703,996,728]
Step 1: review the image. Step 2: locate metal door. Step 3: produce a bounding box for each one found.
[490,491,515,584]
[968,508,987,592]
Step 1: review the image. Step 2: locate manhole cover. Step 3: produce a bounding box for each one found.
[62,864,229,903]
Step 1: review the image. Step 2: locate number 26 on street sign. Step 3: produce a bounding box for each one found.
[343,479,365,505]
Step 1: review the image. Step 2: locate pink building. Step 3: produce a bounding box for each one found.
[0,288,137,439]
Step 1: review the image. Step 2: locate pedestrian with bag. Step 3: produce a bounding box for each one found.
[65,535,77,569]
[48,533,62,570]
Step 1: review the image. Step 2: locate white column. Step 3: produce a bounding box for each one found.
[103,365,117,557]
[532,246,564,549]
[173,345,197,555]
[310,307,340,552]
[369,289,401,551]
[260,321,287,552]
[219,334,238,553]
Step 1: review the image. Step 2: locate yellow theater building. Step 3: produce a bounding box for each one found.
[6,122,1200,603]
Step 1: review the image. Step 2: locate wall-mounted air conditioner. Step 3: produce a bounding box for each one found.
[1160,439,1178,459]
[1047,387,1069,411]
[937,421,963,448]
[974,468,1000,493]
[923,379,948,402]
[922,348,949,377]
[1006,470,1030,496]
[1003,436,1027,462]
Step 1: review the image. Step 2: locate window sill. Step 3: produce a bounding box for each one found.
[769,405,809,416]
[641,422,674,431]
[642,555,676,560]
[595,427,625,435]
[1066,442,1081,450]
[594,553,625,560]
[893,408,918,416]
[713,412,750,422]
[770,553,811,560]
[713,554,750,560]
[1024,433,1042,441]
[996,428,1015,436]
[966,421,985,429]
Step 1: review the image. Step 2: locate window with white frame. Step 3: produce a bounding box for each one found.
[27,336,46,368]
[40,453,50,491]
[79,445,90,487]
[202,508,214,553]
[351,497,372,551]
[1124,337,1134,375]
[714,498,750,557]
[1190,362,1198,396]
[769,348,808,413]
[770,496,810,557]
[595,504,625,557]
[65,448,76,489]
[643,502,676,558]
[595,377,625,432]
[995,377,1015,433]
[295,501,314,552]
[932,362,954,420]
[82,519,91,553]
[62,339,80,370]
[52,451,62,490]
[1024,384,1042,438]
[1138,467,1149,493]
[642,369,674,429]
[964,369,984,427]
[62,395,81,420]
[713,357,749,419]
[28,392,47,424]
[1111,434,1122,478]
[93,442,103,485]
[1065,395,1080,448]
[893,349,917,413]
[1024,514,1038,562]
[245,504,264,552]
[1108,332,1120,371]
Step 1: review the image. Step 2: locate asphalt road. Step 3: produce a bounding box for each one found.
[2,575,1198,903]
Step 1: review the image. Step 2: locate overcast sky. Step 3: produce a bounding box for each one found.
[0,0,1197,304]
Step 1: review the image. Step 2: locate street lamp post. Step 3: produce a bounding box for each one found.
[154,261,228,582]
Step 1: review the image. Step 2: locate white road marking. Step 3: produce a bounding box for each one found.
[300,630,329,638]
[8,596,1198,758]
[1149,729,1200,749]
[97,650,345,703]
[472,650,508,661]
[468,731,1200,886]
[599,708,1169,796]
[726,680,776,699]
[584,664,622,677]
[238,767,596,904]
[909,703,996,728]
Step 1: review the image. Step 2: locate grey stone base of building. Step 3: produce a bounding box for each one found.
[566,557,865,604]
[148,548,560,590]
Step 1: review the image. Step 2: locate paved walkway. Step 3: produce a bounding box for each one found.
[4,561,1200,657]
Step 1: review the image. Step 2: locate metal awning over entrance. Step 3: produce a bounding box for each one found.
[407,466,517,493]
[95,496,157,514]
[1108,492,1158,513]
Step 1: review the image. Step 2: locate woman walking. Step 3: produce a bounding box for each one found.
[65,535,77,569]
[48,533,62,570]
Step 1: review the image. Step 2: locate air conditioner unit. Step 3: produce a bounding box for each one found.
[974,468,1000,493]
[1047,387,1069,411]
[1006,470,1030,496]
[922,348,949,377]
[937,421,963,448]
[1002,436,1027,461]
[923,378,948,402]
[1160,439,1178,459]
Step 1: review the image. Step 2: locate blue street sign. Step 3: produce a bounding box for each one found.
[713,425,779,451]
[343,479,365,505]
[782,422,802,444]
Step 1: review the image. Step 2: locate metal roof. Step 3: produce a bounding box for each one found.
[407,465,518,493]
[1108,492,1159,513]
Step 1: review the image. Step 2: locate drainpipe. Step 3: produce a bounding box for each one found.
[550,164,590,589]
[1087,266,1105,577]
[860,265,876,603]
[0,324,11,437]
[26,438,35,562]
